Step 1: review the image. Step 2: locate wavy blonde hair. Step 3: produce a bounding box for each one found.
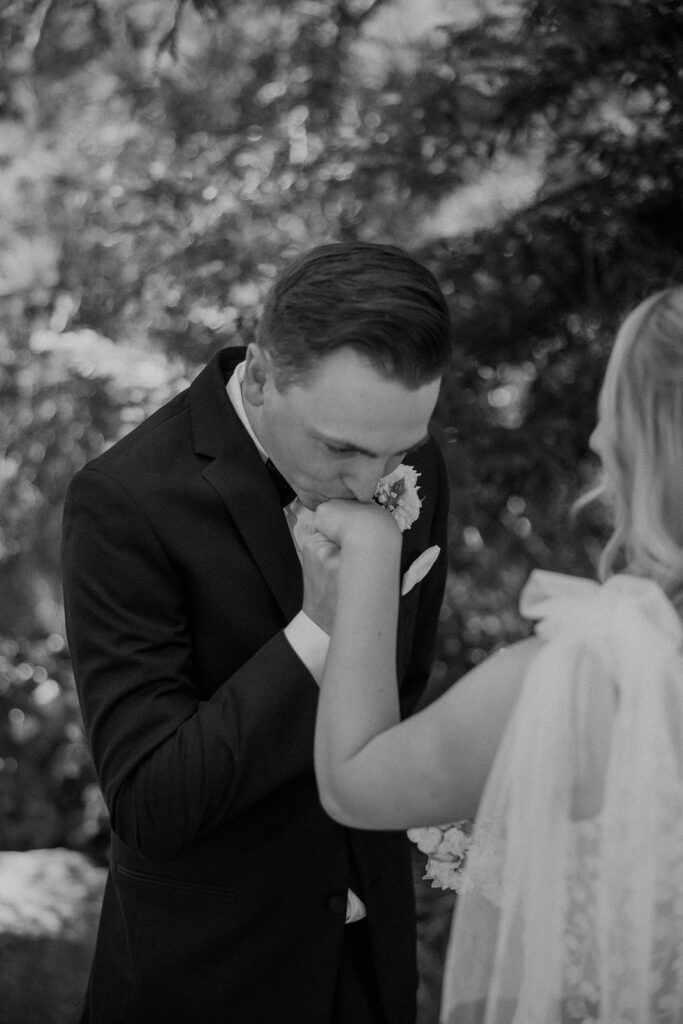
[589,287,683,607]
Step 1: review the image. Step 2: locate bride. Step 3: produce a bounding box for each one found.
[311,287,683,1023]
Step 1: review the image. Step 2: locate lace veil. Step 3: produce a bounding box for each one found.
[441,571,683,1024]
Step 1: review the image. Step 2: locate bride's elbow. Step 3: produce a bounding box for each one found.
[316,776,363,828]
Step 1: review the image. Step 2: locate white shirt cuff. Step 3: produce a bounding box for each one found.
[284,611,330,687]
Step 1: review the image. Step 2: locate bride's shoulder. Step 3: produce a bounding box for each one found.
[452,634,544,702]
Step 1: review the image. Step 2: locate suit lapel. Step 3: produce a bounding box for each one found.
[189,348,303,622]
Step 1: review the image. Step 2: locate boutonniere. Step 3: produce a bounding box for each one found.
[373,464,422,532]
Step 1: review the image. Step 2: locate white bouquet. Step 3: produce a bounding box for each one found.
[407,820,473,892]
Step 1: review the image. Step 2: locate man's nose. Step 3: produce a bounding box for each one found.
[345,456,402,503]
[346,479,379,503]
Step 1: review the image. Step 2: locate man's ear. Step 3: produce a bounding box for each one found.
[242,343,270,407]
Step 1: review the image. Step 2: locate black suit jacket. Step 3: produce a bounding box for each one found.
[62,348,449,1024]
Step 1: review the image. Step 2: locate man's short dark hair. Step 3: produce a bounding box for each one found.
[256,242,452,389]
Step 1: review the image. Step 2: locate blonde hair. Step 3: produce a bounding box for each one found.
[590,287,683,608]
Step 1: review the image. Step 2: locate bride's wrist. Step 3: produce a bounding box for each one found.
[338,545,400,607]
[341,526,402,558]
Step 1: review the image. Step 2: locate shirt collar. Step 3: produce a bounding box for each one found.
[226,360,268,462]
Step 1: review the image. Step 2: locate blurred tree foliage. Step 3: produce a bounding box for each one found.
[1,0,682,872]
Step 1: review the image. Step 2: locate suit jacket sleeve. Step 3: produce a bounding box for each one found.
[62,466,319,863]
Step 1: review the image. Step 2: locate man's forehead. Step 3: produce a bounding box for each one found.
[296,347,438,392]
[280,350,441,445]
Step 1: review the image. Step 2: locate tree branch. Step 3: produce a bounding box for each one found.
[157,0,187,60]
[337,0,389,30]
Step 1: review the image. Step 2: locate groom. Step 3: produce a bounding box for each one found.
[62,242,451,1024]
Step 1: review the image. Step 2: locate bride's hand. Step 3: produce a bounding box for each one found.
[299,501,400,636]
[313,499,402,552]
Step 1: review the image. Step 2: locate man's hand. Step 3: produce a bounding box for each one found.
[299,527,340,636]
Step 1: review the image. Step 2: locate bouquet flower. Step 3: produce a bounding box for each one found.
[407,820,473,892]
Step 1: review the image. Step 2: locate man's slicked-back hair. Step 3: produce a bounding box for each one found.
[255,242,452,389]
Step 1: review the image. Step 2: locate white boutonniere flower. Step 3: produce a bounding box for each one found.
[373,464,422,532]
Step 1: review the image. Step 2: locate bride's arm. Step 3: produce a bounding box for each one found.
[313,503,542,829]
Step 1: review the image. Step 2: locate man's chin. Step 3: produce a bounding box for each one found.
[300,494,359,510]
[298,493,343,511]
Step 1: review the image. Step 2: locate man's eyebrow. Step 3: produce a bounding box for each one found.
[316,432,429,458]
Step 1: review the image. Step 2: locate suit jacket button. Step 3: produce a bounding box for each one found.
[328,894,347,915]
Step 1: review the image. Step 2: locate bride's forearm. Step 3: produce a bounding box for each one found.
[315,539,401,819]
[327,540,401,741]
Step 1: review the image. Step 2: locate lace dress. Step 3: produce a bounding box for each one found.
[441,571,683,1024]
